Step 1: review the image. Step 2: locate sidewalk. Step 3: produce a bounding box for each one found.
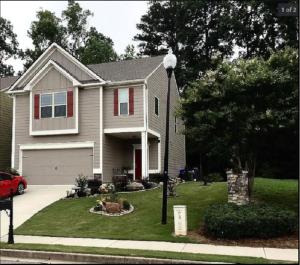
[1,235,298,262]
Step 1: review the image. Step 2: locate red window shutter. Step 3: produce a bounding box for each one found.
[114,89,118,116]
[34,94,40,119]
[129,87,134,115]
[67,90,73,117]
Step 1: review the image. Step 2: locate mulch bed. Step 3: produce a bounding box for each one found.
[187,228,299,249]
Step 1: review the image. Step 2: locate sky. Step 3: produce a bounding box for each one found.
[1,1,148,73]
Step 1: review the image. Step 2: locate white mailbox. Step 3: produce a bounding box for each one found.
[173,205,187,236]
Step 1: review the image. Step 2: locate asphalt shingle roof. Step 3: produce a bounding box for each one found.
[0,76,19,91]
[87,55,164,82]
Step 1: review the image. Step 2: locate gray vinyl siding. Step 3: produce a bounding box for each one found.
[32,67,76,131]
[14,88,101,171]
[0,91,12,170]
[147,64,186,178]
[149,139,158,170]
[16,48,93,89]
[103,85,144,129]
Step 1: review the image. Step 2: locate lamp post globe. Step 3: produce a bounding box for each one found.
[161,49,176,225]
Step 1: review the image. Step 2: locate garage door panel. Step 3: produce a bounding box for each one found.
[22,148,93,185]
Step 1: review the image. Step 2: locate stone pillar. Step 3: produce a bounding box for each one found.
[227,170,249,205]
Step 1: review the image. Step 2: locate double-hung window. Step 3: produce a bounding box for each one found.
[40,92,67,118]
[119,88,129,115]
[54,92,67,117]
[40,94,53,118]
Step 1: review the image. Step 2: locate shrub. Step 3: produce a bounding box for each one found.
[149,174,163,183]
[75,174,88,191]
[88,179,102,195]
[122,200,131,210]
[142,178,158,189]
[207,172,224,182]
[112,175,128,191]
[5,168,20,176]
[204,203,298,239]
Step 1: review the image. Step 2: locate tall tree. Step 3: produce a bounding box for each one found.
[78,27,117,65]
[62,0,92,57]
[119,44,138,60]
[23,10,67,69]
[0,17,19,77]
[179,48,298,182]
[135,0,298,88]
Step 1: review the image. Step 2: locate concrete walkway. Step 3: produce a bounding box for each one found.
[0,185,70,238]
[1,235,297,262]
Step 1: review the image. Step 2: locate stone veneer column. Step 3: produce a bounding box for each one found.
[227,170,249,205]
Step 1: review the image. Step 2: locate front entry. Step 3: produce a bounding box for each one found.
[135,149,142,181]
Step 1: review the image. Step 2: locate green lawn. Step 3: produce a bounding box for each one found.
[15,178,298,242]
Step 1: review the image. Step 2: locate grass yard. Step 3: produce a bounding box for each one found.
[15,178,298,243]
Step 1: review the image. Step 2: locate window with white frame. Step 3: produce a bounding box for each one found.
[40,94,53,118]
[40,92,67,118]
[54,92,67,117]
[119,88,129,115]
[155,97,159,116]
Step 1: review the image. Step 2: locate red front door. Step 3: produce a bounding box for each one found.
[135,149,142,181]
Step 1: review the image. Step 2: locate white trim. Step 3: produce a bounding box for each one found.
[30,128,79,136]
[11,96,16,168]
[99,86,103,175]
[143,84,147,130]
[93,168,102,174]
[18,141,95,175]
[147,128,161,138]
[105,83,143,89]
[104,127,145,134]
[19,141,94,150]
[105,79,144,87]
[8,42,105,93]
[149,169,160,174]
[24,60,81,91]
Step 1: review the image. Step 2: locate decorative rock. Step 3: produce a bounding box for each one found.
[227,170,249,205]
[105,202,122,213]
[90,205,134,217]
[126,182,144,191]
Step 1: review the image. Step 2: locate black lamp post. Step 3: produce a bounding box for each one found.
[161,49,177,225]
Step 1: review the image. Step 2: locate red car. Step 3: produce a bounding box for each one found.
[0,172,27,199]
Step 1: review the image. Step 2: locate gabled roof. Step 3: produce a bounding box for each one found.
[0,76,19,91]
[87,55,164,82]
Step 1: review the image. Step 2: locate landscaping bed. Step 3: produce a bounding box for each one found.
[15,178,298,246]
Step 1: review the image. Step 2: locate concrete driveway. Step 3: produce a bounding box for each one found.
[0,185,71,239]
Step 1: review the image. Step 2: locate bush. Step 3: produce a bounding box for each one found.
[207,172,224,182]
[122,200,131,210]
[88,179,102,195]
[204,203,298,239]
[5,168,20,176]
[75,174,88,191]
[142,178,158,189]
[149,174,163,183]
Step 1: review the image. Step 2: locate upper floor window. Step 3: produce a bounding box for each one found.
[41,94,53,118]
[119,88,129,115]
[54,92,67,117]
[155,97,159,116]
[40,92,67,118]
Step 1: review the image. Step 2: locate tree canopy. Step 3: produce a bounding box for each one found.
[179,47,298,178]
[0,17,19,77]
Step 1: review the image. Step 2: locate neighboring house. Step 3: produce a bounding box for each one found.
[0,76,19,170]
[7,43,185,185]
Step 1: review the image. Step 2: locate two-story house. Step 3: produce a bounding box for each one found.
[7,43,185,185]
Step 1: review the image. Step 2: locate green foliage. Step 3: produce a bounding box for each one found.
[112,175,128,192]
[180,48,298,179]
[75,174,88,192]
[0,17,20,76]
[5,168,20,176]
[207,173,224,182]
[119,44,138,61]
[24,1,117,69]
[204,203,298,239]
[122,200,131,211]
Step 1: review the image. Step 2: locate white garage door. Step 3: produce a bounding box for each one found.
[22,148,93,185]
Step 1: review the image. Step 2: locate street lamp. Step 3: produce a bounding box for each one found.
[161,49,177,225]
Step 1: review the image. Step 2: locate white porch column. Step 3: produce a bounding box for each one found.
[141,131,148,179]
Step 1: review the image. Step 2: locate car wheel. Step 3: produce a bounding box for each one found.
[17,183,25,195]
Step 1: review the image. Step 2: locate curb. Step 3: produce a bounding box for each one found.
[0,249,220,264]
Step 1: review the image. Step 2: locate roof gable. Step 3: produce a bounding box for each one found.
[8,43,104,93]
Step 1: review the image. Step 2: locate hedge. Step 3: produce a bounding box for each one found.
[203,203,298,239]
